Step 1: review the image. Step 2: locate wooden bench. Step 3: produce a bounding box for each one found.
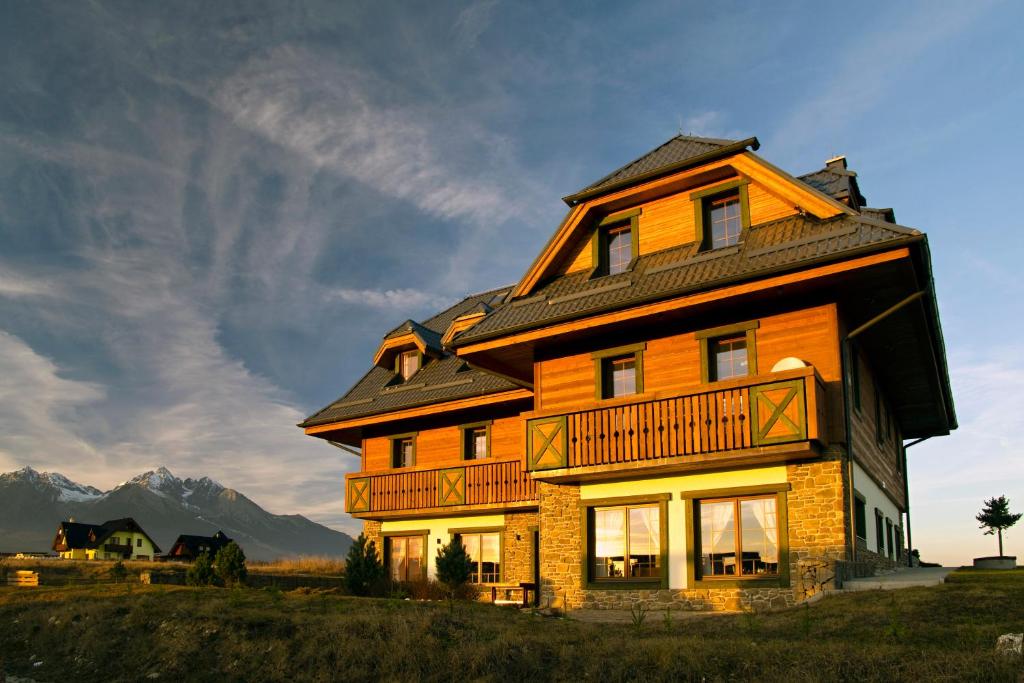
[490,582,538,607]
[6,571,39,587]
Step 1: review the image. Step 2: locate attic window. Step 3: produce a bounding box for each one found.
[591,208,641,277]
[398,350,421,381]
[692,179,750,252]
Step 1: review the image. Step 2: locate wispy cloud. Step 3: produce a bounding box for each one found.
[325,287,453,313]
[452,0,500,52]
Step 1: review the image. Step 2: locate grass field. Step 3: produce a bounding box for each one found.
[1,569,1022,682]
[0,555,345,583]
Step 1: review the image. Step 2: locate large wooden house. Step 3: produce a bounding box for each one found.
[301,135,955,611]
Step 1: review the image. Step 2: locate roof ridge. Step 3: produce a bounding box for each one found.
[580,134,737,193]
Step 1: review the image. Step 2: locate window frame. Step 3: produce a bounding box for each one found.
[591,343,646,401]
[580,494,670,590]
[885,518,894,559]
[395,349,423,382]
[874,508,885,555]
[382,530,429,583]
[459,421,492,461]
[691,178,751,252]
[696,320,759,383]
[389,432,418,469]
[449,526,504,585]
[683,483,791,588]
[853,491,868,541]
[589,208,641,278]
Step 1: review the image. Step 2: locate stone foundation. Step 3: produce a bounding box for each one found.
[538,481,582,610]
[503,511,538,585]
[855,540,901,572]
[786,459,849,600]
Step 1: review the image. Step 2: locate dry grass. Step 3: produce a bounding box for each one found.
[0,569,1022,682]
[248,555,346,576]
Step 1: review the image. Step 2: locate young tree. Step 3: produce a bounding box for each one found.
[976,495,1022,557]
[344,533,384,596]
[186,552,216,586]
[109,560,128,583]
[435,536,473,603]
[214,542,248,587]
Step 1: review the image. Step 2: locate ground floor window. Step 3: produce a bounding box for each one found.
[590,503,661,581]
[459,532,501,583]
[854,493,867,541]
[387,535,425,582]
[699,495,779,578]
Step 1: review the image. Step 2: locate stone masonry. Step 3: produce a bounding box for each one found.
[538,481,583,610]
[362,519,382,558]
[503,511,538,585]
[536,459,851,612]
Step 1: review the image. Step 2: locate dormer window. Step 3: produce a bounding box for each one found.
[591,208,641,277]
[398,350,420,380]
[606,225,632,275]
[706,193,742,249]
[691,179,750,252]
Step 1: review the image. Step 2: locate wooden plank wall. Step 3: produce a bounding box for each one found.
[536,304,841,427]
[561,175,799,275]
[849,348,907,509]
[362,415,522,472]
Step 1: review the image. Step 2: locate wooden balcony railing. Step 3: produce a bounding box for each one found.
[345,458,537,515]
[102,543,132,554]
[526,367,826,473]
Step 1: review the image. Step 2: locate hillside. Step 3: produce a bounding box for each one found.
[0,467,352,561]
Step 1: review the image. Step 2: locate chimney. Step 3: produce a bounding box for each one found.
[68,516,75,523]
[825,155,848,171]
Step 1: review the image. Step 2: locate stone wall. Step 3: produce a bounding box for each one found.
[503,511,538,585]
[538,481,583,609]
[855,539,901,572]
[786,458,850,600]
[535,458,853,612]
[362,519,383,560]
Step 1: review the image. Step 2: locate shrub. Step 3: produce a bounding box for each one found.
[344,533,385,596]
[186,552,216,586]
[214,542,248,587]
[435,537,473,599]
[109,560,128,583]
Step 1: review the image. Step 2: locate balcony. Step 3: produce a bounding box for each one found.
[525,366,827,479]
[102,543,132,555]
[345,458,538,517]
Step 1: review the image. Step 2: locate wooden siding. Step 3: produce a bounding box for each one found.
[362,414,522,472]
[561,176,799,275]
[849,346,906,509]
[535,305,841,431]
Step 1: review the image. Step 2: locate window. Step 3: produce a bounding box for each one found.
[854,493,867,541]
[592,343,645,400]
[885,519,894,559]
[895,526,903,561]
[398,350,420,381]
[387,535,425,582]
[606,225,632,275]
[875,509,885,554]
[697,320,758,383]
[590,504,661,581]
[136,538,142,548]
[460,422,490,460]
[692,179,750,252]
[591,208,640,277]
[391,436,415,468]
[459,532,501,583]
[699,496,779,578]
[709,335,748,381]
[706,193,742,249]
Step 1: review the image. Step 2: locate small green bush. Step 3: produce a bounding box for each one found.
[109,560,128,583]
[214,542,248,587]
[344,533,385,596]
[186,552,216,586]
[435,537,472,599]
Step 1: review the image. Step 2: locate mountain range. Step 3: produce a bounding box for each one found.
[0,466,352,561]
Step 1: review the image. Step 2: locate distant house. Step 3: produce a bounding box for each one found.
[165,531,233,561]
[52,517,161,561]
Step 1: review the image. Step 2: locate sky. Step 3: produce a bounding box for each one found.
[0,1,1021,564]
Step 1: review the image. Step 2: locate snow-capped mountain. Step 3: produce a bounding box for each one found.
[0,466,352,561]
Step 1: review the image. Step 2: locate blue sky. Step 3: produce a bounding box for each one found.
[0,1,1020,563]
